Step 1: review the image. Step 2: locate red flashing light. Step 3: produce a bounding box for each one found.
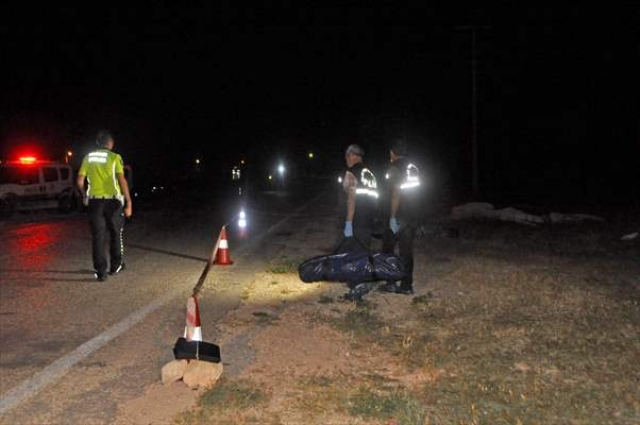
[19,156,37,165]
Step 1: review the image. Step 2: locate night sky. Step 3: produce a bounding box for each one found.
[1,4,638,204]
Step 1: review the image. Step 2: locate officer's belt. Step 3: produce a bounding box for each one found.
[88,195,123,201]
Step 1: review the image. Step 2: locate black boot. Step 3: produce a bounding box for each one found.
[378,282,400,293]
[343,282,374,302]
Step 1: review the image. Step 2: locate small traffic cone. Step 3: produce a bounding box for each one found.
[183,296,202,342]
[173,296,221,363]
[214,226,233,265]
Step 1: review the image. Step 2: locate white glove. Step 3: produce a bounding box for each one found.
[390,217,400,234]
[343,221,353,237]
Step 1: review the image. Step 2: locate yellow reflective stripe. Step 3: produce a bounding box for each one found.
[355,188,379,198]
[88,152,108,163]
[400,181,420,189]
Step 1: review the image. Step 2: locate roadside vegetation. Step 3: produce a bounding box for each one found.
[176,211,640,424]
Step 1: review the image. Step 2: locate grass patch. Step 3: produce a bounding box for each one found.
[239,289,250,301]
[411,293,432,305]
[331,303,383,338]
[252,311,278,324]
[329,302,434,370]
[317,295,334,304]
[175,378,270,424]
[200,379,267,409]
[294,374,427,425]
[266,256,300,273]
[348,386,427,425]
[296,374,426,425]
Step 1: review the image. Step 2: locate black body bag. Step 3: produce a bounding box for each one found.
[298,238,405,284]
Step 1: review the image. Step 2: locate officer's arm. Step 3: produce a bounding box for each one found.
[346,188,356,221]
[76,173,85,193]
[345,171,356,221]
[390,185,400,219]
[116,173,133,217]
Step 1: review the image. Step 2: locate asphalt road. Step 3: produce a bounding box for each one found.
[0,181,329,424]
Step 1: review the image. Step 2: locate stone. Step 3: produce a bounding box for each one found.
[161,359,189,385]
[183,360,224,389]
[451,202,495,220]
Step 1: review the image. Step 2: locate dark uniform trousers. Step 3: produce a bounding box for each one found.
[88,199,124,274]
[353,221,374,250]
[382,221,417,291]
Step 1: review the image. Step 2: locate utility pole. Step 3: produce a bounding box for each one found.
[456,25,491,198]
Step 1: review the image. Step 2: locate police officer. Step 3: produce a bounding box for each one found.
[340,144,379,301]
[341,144,379,248]
[379,139,422,295]
[77,130,133,282]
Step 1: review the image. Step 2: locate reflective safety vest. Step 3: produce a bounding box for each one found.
[347,162,379,223]
[400,162,421,190]
[386,157,421,191]
[385,157,422,220]
[78,149,125,202]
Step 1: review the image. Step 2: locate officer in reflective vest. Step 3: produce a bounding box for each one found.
[77,130,133,282]
[342,144,379,249]
[340,144,380,302]
[379,139,422,295]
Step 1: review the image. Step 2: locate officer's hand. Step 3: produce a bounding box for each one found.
[124,205,133,218]
[390,217,400,234]
[343,221,353,238]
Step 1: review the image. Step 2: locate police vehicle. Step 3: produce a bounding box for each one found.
[0,157,80,217]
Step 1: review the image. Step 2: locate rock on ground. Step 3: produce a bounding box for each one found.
[161,359,189,385]
[182,360,224,389]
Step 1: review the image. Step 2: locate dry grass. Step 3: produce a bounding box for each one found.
[177,209,640,424]
[174,378,275,425]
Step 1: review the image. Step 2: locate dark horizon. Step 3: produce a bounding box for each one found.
[1,5,638,205]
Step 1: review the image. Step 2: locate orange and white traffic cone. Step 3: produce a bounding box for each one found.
[214,226,233,265]
[183,296,202,342]
[173,296,221,363]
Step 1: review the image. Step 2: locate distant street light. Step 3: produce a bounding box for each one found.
[278,163,285,189]
[308,152,314,159]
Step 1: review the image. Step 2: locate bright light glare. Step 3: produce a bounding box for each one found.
[19,156,37,164]
[308,152,314,159]
[278,164,285,175]
[238,209,247,228]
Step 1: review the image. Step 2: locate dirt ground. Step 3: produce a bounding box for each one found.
[118,202,640,425]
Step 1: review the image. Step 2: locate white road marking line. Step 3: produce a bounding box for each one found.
[0,190,328,416]
[0,289,178,416]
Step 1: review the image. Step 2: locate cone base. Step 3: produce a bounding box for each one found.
[173,337,221,363]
